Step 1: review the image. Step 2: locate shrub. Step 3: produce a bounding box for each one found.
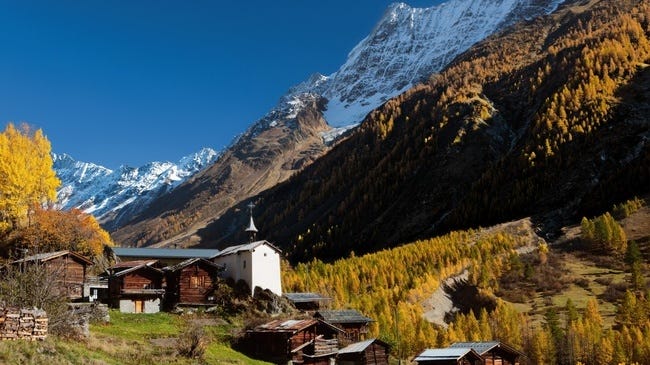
[176,323,206,359]
[0,261,71,336]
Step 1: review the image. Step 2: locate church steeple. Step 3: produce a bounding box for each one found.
[245,202,258,242]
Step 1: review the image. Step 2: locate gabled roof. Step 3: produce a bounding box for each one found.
[112,247,220,260]
[110,260,159,269]
[163,257,224,273]
[414,348,482,362]
[252,318,319,333]
[216,240,281,257]
[314,309,373,324]
[338,338,390,354]
[250,318,344,334]
[449,341,524,357]
[284,292,332,303]
[110,263,164,278]
[11,250,93,266]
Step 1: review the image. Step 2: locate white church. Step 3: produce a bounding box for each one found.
[111,204,283,296]
[212,207,283,296]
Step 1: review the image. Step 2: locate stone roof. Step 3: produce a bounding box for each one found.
[314,309,373,324]
[338,338,389,354]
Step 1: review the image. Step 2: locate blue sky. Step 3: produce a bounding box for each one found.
[0,1,442,169]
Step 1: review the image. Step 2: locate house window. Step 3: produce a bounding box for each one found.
[243,260,246,269]
[191,276,206,288]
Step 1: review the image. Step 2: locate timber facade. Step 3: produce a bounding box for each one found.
[107,262,165,313]
[9,250,92,301]
[163,258,224,307]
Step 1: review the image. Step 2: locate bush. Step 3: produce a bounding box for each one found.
[0,261,71,336]
[176,323,206,359]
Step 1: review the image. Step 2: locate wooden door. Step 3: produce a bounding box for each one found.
[134,300,144,313]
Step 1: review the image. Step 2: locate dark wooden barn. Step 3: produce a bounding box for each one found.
[10,250,93,301]
[284,292,332,311]
[163,258,224,307]
[242,318,344,364]
[313,309,373,344]
[414,348,483,365]
[337,338,390,365]
[107,261,165,313]
[449,342,523,365]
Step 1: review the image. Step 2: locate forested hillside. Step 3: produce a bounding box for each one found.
[282,197,650,363]
[200,0,650,263]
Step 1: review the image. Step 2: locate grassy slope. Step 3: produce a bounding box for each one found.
[498,200,650,328]
[0,311,271,365]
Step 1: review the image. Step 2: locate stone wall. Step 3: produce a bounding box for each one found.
[0,307,48,341]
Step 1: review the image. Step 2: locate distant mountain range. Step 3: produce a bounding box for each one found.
[55,0,568,248]
[53,148,219,230]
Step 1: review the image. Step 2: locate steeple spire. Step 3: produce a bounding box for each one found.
[245,202,258,242]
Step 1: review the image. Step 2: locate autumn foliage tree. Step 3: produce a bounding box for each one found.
[0,123,60,234]
[7,207,113,258]
[0,123,113,261]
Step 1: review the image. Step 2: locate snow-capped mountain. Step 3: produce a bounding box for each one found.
[53,147,219,229]
[104,0,567,246]
[261,0,565,135]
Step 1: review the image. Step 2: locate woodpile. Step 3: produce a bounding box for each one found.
[0,307,48,341]
[314,336,338,355]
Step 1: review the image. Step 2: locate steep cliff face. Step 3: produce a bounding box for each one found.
[319,0,565,127]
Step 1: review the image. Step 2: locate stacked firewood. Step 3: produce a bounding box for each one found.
[314,335,339,355]
[0,307,48,341]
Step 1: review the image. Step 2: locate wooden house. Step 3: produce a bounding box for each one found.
[284,292,332,311]
[10,250,93,301]
[313,309,373,344]
[449,342,523,365]
[337,338,390,365]
[242,318,344,364]
[414,348,483,365]
[163,258,224,307]
[107,261,165,313]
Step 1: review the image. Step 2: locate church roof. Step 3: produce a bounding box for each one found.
[216,240,281,257]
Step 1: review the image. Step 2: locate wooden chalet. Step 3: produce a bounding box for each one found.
[449,342,523,365]
[163,258,224,307]
[284,292,332,311]
[313,309,373,344]
[414,348,483,365]
[10,250,93,301]
[243,318,344,364]
[107,261,165,313]
[337,338,390,365]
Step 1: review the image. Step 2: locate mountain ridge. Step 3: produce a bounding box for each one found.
[196,0,650,263]
[54,147,220,230]
[57,0,568,247]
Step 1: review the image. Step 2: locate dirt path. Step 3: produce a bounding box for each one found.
[421,217,543,327]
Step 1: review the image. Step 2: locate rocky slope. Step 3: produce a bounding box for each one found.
[196,0,649,263]
[108,0,565,247]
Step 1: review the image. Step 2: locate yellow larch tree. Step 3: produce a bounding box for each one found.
[0,123,60,233]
